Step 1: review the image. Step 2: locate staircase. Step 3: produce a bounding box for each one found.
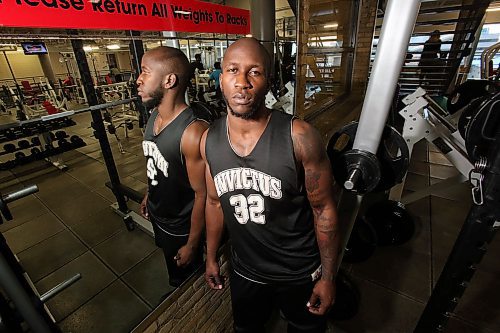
[373,0,491,96]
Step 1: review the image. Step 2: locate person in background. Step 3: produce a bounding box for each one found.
[202,37,340,333]
[208,61,222,99]
[419,30,442,85]
[110,66,122,82]
[137,46,208,289]
[191,53,205,73]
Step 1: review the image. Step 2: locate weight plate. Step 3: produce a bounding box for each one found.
[191,101,219,123]
[365,200,415,246]
[375,125,410,192]
[457,96,489,140]
[327,122,409,193]
[465,93,500,162]
[447,79,497,114]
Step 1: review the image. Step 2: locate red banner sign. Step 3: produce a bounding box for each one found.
[0,0,250,34]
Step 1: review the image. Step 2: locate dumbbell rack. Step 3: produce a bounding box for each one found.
[0,114,86,171]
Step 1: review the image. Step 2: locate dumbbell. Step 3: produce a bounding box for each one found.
[107,124,116,134]
[44,143,54,151]
[55,131,68,140]
[14,151,27,163]
[21,126,34,137]
[70,135,85,147]
[3,143,16,153]
[36,123,47,134]
[31,137,41,146]
[103,112,112,122]
[58,138,71,151]
[1,160,16,170]
[5,130,16,140]
[30,147,41,159]
[18,139,30,149]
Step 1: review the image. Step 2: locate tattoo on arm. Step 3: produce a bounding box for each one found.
[306,169,320,193]
[294,120,339,281]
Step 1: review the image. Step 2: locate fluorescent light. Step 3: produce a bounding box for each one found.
[83,46,99,51]
[107,44,120,50]
[309,36,337,41]
[174,10,191,14]
[486,7,500,12]
[245,34,252,37]
[324,23,338,28]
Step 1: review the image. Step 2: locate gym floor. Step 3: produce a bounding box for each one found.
[0,95,499,333]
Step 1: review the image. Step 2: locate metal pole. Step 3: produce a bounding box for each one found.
[353,0,421,154]
[128,30,147,128]
[0,253,52,333]
[3,51,23,100]
[251,0,275,69]
[3,51,17,84]
[70,35,129,213]
[38,53,57,87]
[162,31,180,49]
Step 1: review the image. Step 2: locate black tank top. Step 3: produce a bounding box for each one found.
[206,111,321,283]
[143,107,197,235]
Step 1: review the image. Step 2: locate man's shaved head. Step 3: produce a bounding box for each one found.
[223,38,272,78]
[146,46,191,91]
[219,37,271,119]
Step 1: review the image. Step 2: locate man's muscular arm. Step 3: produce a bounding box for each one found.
[292,119,340,315]
[200,130,225,290]
[176,120,209,267]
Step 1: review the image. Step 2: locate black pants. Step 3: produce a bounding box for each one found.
[230,270,327,333]
[151,220,203,288]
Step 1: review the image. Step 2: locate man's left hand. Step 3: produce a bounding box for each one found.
[174,245,195,267]
[307,279,336,315]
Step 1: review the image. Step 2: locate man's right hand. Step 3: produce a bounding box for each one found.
[140,193,149,219]
[205,260,223,290]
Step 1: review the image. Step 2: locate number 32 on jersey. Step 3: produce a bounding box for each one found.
[229,194,266,224]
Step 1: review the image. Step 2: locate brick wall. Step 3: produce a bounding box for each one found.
[352,0,379,91]
[134,255,233,333]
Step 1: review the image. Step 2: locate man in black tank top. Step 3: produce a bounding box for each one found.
[201,38,340,332]
[137,46,208,288]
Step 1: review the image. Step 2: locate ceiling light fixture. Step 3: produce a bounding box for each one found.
[107,44,120,50]
[324,23,338,28]
[83,46,99,51]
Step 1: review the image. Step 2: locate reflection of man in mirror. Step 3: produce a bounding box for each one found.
[202,38,340,332]
[137,46,208,288]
